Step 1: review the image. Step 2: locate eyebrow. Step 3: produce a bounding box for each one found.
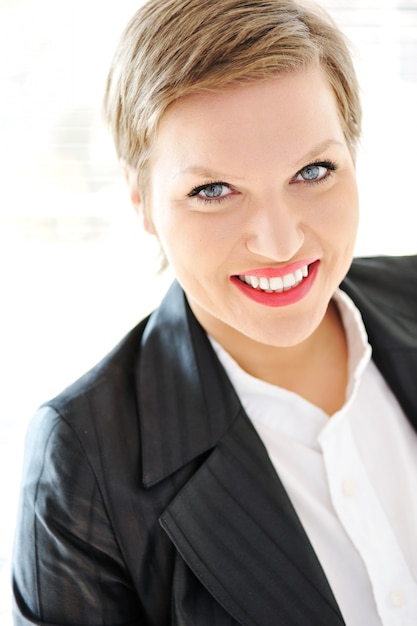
[172,139,345,181]
[171,166,244,181]
[295,139,345,167]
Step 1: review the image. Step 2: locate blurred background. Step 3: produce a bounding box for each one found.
[0,0,416,622]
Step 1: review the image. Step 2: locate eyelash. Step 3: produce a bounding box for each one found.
[291,159,339,186]
[187,159,339,204]
[188,181,234,205]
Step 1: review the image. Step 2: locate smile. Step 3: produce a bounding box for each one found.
[238,265,309,293]
[231,260,319,307]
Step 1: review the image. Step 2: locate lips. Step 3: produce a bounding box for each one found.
[231,260,319,307]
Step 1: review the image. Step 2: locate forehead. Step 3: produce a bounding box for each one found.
[152,67,346,173]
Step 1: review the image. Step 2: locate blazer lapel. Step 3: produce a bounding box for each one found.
[138,281,242,488]
[160,413,344,626]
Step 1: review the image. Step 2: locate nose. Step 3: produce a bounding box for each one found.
[245,195,305,262]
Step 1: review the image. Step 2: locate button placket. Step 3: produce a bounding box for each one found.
[320,416,417,624]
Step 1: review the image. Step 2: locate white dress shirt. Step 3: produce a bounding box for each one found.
[209,289,417,625]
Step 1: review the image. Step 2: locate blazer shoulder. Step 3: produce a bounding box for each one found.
[44,315,150,429]
[349,254,417,278]
[344,255,417,318]
[27,315,152,505]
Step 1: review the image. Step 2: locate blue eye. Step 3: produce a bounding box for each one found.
[293,160,337,184]
[200,183,226,198]
[299,165,324,180]
[188,181,233,202]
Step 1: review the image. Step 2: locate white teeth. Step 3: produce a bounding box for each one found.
[269,276,284,292]
[239,264,309,293]
[283,273,296,290]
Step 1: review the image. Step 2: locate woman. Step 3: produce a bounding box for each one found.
[12,0,417,624]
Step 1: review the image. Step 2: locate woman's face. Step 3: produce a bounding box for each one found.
[145,66,359,350]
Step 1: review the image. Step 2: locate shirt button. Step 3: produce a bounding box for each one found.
[342,478,355,496]
[390,590,406,608]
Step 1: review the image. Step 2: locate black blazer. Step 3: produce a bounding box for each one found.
[12,256,417,626]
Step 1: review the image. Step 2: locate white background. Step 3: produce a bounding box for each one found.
[0,0,416,622]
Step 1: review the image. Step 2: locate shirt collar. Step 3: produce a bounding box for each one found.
[332,289,372,399]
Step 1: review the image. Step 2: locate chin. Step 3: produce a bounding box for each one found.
[244,321,320,349]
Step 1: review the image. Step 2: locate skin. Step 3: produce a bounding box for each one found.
[127,66,359,414]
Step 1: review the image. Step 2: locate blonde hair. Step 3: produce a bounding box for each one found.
[103,0,361,205]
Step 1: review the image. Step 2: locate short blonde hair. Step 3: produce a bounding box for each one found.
[103,0,361,202]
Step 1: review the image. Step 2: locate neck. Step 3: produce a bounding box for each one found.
[209,301,349,416]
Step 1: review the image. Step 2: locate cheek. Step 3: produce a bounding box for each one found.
[152,209,208,272]
[157,208,237,258]
[340,182,360,234]
[319,180,359,236]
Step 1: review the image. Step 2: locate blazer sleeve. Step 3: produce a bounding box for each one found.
[12,406,144,626]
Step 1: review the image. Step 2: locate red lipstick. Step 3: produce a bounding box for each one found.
[231,260,319,307]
